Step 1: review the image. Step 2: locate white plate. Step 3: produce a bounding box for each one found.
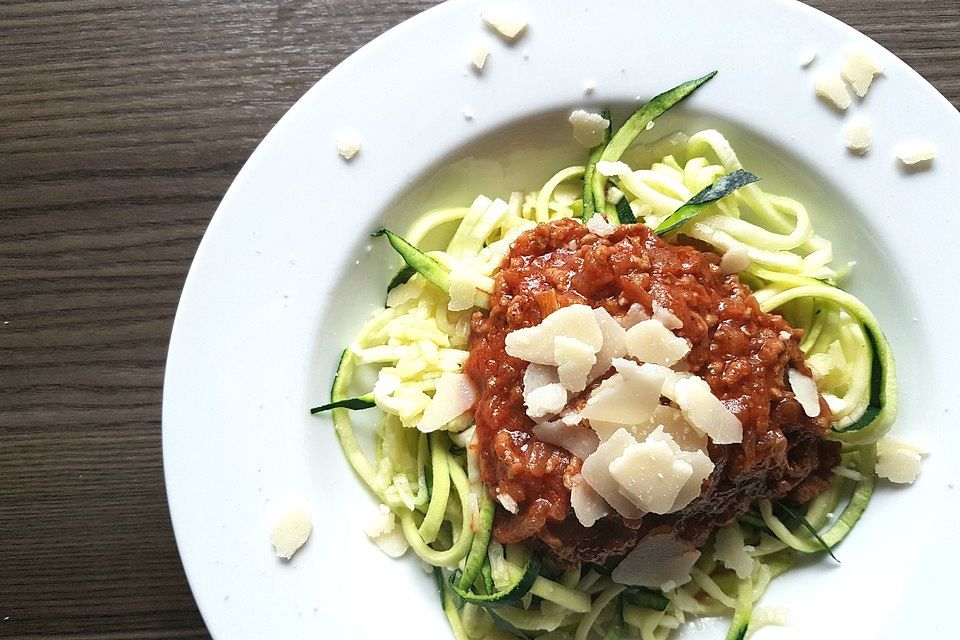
[163,1,960,638]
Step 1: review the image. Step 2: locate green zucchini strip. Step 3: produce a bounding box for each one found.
[654,169,760,236]
[614,196,636,224]
[434,567,470,640]
[724,576,754,640]
[624,587,669,612]
[372,228,451,292]
[581,107,612,221]
[530,575,592,613]
[602,601,624,640]
[327,349,382,492]
[774,503,838,561]
[591,71,718,222]
[386,265,416,293]
[450,556,542,607]
[759,285,897,444]
[759,445,876,553]
[400,457,475,567]
[574,584,626,640]
[310,393,375,413]
[417,432,451,544]
[457,494,495,590]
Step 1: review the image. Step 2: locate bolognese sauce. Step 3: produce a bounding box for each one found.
[466,218,840,565]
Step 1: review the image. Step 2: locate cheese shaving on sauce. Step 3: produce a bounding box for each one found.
[787,368,821,418]
[570,474,611,527]
[625,319,690,366]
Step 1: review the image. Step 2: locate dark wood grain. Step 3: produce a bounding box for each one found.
[0,1,957,638]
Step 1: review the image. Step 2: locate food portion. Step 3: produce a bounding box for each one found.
[467,219,839,566]
[314,73,909,640]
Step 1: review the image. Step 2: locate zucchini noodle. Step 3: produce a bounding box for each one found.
[318,126,898,639]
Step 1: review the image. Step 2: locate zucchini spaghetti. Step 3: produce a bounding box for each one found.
[313,72,901,640]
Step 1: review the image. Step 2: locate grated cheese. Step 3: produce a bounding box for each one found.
[713,525,754,579]
[719,244,751,275]
[876,436,928,484]
[554,335,597,392]
[586,213,616,238]
[533,419,600,461]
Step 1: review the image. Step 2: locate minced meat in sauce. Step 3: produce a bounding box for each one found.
[465,219,841,566]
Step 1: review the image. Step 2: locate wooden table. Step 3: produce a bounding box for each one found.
[1,1,957,638]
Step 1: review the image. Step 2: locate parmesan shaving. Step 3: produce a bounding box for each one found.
[482,6,529,40]
[719,244,751,275]
[611,531,699,589]
[271,508,312,560]
[533,419,600,460]
[554,336,597,392]
[895,140,938,166]
[335,133,361,160]
[674,376,742,444]
[625,319,690,367]
[364,505,409,558]
[569,110,611,148]
[841,49,884,98]
[570,474,611,527]
[815,73,852,111]
[876,436,928,484]
[417,372,477,432]
[586,213,616,238]
[845,116,873,155]
[713,525,754,579]
[787,368,821,417]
